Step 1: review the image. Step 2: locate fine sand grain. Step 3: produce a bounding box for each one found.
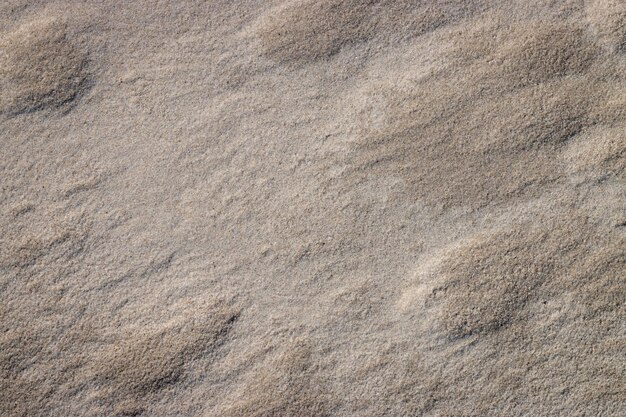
[1,1,625,416]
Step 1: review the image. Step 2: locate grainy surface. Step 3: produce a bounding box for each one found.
[1,1,625,416]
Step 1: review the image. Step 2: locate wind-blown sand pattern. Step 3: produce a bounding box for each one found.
[1,1,624,416]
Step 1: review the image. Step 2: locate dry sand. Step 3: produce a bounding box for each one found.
[1,1,625,416]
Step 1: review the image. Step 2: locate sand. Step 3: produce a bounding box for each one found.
[0,1,624,416]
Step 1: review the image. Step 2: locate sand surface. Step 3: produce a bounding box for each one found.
[1,1,625,416]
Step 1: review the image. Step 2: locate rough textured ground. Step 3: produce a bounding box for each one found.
[1,1,625,416]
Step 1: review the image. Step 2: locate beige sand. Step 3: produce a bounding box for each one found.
[1,1,624,416]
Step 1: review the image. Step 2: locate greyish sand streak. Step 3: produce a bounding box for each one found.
[1,0,625,416]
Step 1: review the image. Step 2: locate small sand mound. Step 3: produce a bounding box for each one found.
[401,214,626,415]
[0,17,89,115]
[0,292,238,417]
[433,216,623,339]
[0,320,96,417]
[481,79,592,151]
[435,229,554,338]
[257,0,374,62]
[1,224,80,269]
[90,304,239,412]
[0,207,91,281]
[494,24,597,87]
[256,0,482,63]
[222,340,332,417]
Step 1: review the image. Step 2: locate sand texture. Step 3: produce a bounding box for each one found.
[1,1,625,416]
